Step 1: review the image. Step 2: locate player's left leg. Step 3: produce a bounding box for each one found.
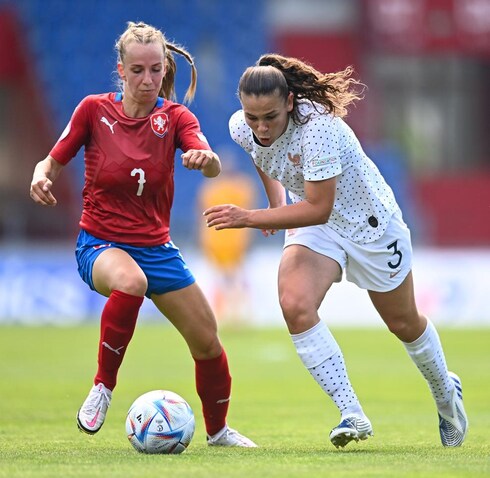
[369,272,468,446]
[152,283,257,447]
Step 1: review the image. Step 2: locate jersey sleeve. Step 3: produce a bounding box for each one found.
[229,110,253,153]
[302,115,342,181]
[175,107,212,152]
[49,96,93,165]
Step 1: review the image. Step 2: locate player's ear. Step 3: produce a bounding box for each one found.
[117,62,126,81]
[286,91,294,112]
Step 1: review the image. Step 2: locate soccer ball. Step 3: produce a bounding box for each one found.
[125,390,195,454]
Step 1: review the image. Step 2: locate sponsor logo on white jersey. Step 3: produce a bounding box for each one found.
[311,156,338,167]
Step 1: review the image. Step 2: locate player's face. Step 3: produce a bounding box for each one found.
[118,41,165,105]
[241,91,293,147]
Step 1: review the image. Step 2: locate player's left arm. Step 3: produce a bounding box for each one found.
[181,149,221,178]
[177,107,221,178]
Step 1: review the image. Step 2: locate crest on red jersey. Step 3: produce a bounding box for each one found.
[150,112,169,138]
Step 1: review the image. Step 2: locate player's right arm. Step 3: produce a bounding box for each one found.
[255,166,286,209]
[30,96,92,207]
[255,165,286,236]
[30,155,64,206]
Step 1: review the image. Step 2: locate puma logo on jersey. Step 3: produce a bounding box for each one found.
[100,116,118,134]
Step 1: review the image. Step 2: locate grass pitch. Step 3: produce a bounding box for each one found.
[0,324,488,478]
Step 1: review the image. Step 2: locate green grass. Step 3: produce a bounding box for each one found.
[0,325,488,478]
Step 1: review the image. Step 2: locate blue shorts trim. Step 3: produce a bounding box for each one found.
[75,230,195,298]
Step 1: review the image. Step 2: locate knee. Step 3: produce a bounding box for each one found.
[190,335,223,360]
[114,269,148,297]
[279,292,314,332]
[385,311,427,342]
[385,316,410,338]
[279,290,303,320]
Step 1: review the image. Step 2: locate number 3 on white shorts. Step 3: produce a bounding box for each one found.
[387,240,403,269]
[131,168,146,196]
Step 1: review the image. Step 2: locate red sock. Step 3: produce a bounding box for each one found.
[94,290,144,390]
[194,349,232,436]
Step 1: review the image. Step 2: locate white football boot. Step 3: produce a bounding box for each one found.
[329,414,373,448]
[77,383,112,434]
[207,426,257,447]
[438,372,468,447]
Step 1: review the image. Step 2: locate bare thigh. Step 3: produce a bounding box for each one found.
[278,245,342,334]
[151,282,222,360]
[92,248,147,297]
[368,271,427,342]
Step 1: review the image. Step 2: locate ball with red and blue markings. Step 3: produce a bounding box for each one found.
[125,390,195,454]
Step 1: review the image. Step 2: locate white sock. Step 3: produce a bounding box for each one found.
[291,321,364,418]
[403,320,454,411]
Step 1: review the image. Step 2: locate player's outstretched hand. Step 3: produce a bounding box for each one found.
[30,177,57,206]
[203,204,250,230]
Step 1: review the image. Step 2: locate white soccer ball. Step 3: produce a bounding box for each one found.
[125,390,195,454]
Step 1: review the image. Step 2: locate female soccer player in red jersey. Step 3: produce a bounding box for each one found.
[204,54,467,448]
[29,21,256,447]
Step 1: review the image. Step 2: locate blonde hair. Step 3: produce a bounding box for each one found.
[239,53,365,122]
[115,21,197,104]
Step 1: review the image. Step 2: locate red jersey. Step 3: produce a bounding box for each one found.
[50,93,211,246]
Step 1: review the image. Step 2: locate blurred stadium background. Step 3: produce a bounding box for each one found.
[0,0,489,326]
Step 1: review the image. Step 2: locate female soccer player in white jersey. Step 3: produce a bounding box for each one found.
[29,21,256,447]
[204,53,468,448]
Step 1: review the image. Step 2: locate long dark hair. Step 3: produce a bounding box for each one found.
[238,53,365,123]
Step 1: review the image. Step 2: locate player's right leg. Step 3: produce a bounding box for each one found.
[77,383,113,435]
[76,237,147,434]
[278,244,373,448]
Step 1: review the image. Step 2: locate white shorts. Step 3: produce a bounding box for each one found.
[283,210,412,292]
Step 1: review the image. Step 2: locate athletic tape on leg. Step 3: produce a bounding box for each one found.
[291,321,341,369]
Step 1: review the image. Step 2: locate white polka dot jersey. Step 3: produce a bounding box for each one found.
[229,101,399,244]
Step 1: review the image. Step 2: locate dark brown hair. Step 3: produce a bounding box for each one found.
[238,53,365,123]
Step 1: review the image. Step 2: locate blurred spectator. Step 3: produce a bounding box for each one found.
[198,147,256,323]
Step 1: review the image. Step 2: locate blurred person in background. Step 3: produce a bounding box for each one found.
[29,21,256,447]
[198,148,256,324]
[204,53,467,448]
